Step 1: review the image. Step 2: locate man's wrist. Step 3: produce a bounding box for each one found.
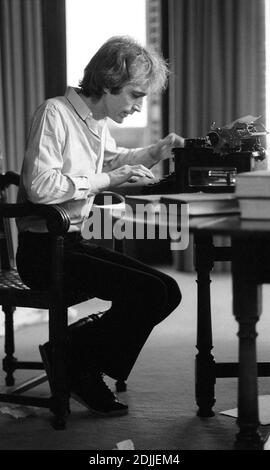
[148,143,158,163]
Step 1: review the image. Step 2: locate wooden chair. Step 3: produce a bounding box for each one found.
[0,171,125,428]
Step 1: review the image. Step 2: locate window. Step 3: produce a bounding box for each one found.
[66,0,163,161]
[66,0,147,129]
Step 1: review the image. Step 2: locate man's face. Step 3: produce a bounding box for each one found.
[102,83,148,123]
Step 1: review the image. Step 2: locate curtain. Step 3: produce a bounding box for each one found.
[0,0,66,174]
[0,0,66,254]
[167,0,265,138]
[165,0,266,271]
[41,0,66,99]
[0,0,45,174]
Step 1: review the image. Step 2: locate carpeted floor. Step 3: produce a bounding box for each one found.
[0,268,270,450]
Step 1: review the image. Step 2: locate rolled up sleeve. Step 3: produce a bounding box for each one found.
[103,125,157,171]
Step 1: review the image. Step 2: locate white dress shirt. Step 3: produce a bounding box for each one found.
[17,87,155,232]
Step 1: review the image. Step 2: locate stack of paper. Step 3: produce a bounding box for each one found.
[160,193,239,216]
[220,395,270,425]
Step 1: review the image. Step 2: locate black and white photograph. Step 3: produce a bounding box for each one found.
[0,0,270,458]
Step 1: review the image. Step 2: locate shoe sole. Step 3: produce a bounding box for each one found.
[70,391,129,417]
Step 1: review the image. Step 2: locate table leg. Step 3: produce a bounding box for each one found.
[232,239,264,450]
[194,234,216,417]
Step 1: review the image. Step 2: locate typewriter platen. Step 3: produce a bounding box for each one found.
[142,117,268,194]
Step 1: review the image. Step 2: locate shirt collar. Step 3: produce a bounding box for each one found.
[65,87,106,137]
[65,87,93,121]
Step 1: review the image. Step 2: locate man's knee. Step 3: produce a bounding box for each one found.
[168,277,182,312]
[148,276,181,325]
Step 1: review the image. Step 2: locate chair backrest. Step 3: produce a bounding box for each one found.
[0,172,20,270]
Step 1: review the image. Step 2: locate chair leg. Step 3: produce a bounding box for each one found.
[48,300,70,429]
[2,305,17,386]
[49,394,70,430]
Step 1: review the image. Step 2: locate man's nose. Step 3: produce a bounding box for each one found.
[133,100,142,113]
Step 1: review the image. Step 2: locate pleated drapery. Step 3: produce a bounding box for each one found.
[165,0,266,271]
[0,0,45,174]
[167,0,265,138]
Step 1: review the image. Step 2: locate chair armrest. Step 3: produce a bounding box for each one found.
[93,191,125,220]
[93,191,125,206]
[0,202,70,235]
[0,171,20,190]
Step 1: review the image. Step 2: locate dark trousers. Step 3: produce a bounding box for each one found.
[16,232,182,380]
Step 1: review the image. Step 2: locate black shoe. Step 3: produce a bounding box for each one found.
[68,312,104,334]
[39,338,128,417]
[70,371,129,417]
[39,313,104,390]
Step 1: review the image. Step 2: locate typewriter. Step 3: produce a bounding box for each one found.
[142,116,267,194]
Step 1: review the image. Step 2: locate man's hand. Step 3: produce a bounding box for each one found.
[107,164,155,187]
[149,133,185,162]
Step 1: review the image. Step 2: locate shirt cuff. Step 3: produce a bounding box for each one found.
[67,173,110,199]
[87,172,111,194]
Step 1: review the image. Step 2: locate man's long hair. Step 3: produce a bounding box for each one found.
[79,36,169,99]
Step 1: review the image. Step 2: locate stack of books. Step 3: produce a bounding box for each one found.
[236,170,270,219]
